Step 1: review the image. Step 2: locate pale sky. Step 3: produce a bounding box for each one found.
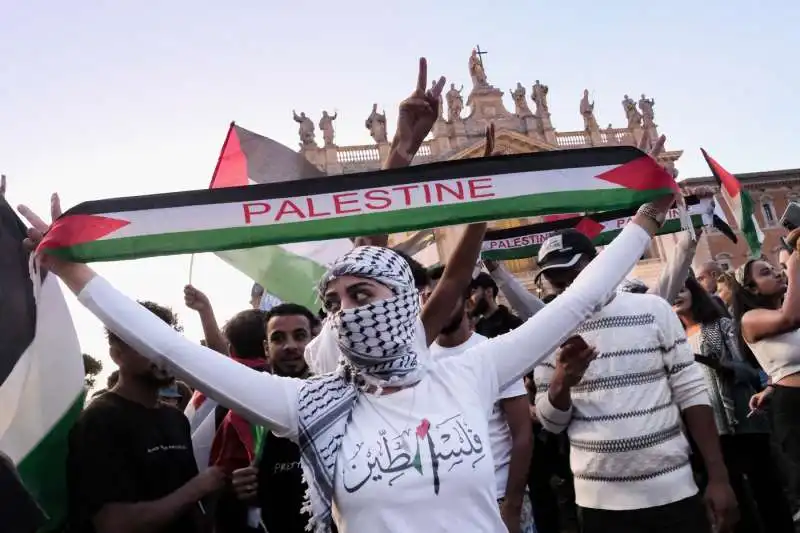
[1,0,797,386]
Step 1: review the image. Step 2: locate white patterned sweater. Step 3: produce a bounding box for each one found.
[534,292,710,511]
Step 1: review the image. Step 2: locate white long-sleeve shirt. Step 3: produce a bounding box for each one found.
[534,292,709,511]
[77,223,653,532]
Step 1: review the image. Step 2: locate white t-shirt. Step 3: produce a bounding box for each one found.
[430,333,527,498]
[78,223,655,531]
[333,348,505,532]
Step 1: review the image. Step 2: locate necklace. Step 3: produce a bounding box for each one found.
[363,385,418,453]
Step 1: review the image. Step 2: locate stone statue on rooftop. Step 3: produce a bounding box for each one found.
[319,110,337,147]
[511,82,533,117]
[293,110,316,147]
[365,103,388,144]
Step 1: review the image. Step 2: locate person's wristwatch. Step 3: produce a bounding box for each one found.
[636,203,667,227]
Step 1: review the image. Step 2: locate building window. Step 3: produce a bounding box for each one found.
[715,253,733,272]
[761,196,777,227]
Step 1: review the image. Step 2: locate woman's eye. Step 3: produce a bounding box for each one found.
[354,290,372,304]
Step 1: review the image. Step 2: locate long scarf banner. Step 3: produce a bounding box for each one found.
[37,146,676,262]
[482,196,711,261]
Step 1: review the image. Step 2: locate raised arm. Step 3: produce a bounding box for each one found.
[78,273,300,436]
[421,223,486,343]
[475,197,674,390]
[742,234,800,343]
[485,260,544,320]
[649,229,697,303]
[184,284,228,355]
[19,198,300,437]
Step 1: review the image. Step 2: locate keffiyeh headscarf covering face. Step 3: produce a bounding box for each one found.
[297,246,425,532]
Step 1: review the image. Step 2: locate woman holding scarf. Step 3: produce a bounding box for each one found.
[19,66,683,533]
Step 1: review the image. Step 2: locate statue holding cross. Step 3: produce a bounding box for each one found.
[468,46,489,88]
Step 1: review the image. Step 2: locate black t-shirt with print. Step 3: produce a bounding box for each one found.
[66,392,200,533]
[256,431,309,533]
[475,305,524,338]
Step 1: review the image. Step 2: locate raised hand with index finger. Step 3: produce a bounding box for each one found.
[390,57,446,164]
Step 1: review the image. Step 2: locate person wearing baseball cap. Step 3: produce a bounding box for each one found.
[532,228,737,532]
[535,229,598,292]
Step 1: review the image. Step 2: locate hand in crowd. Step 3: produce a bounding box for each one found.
[554,336,597,388]
[19,193,65,271]
[482,258,499,272]
[184,284,211,312]
[499,500,522,533]
[231,466,259,502]
[391,57,445,162]
[528,403,538,423]
[191,465,227,498]
[749,386,774,413]
[704,478,739,533]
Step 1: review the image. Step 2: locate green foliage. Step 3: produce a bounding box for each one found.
[81,353,103,389]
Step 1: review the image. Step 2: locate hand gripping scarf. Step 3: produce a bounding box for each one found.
[297,246,424,532]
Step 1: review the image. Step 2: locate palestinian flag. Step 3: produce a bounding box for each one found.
[185,390,218,472]
[185,355,268,472]
[37,146,678,270]
[701,148,764,257]
[0,196,85,531]
[211,123,351,310]
[482,196,711,260]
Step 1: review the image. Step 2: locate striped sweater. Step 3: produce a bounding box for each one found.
[534,292,710,511]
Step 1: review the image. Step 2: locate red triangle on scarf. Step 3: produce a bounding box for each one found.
[37,214,129,252]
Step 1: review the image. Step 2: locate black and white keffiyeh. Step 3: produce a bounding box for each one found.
[297,246,424,532]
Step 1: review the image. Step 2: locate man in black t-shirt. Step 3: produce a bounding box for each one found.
[66,300,225,533]
[226,303,316,533]
[470,272,524,338]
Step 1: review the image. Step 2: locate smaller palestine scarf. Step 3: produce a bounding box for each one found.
[297,247,424,532]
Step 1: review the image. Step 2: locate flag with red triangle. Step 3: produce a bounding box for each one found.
[701,148,763,257]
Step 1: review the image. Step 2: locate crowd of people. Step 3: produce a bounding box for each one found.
[7,58,800,533]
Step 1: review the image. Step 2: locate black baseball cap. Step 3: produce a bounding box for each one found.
[535,229,597,280]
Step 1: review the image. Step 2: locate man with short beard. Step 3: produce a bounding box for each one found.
[67,301,225,533]
[226,304,317,533]
[427,266,535,533]
[470,272,524,338]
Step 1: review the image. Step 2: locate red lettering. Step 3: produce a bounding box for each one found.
[274,200,307,222]
[392,185,419,206]
[422,184,432,204]
[364,189,391,210]
[332,192,361,215]
[306,197,331,218]
[434,182,464,202]
[468,178,495,199]
[243,202,270,224]
[512,237,523,248]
